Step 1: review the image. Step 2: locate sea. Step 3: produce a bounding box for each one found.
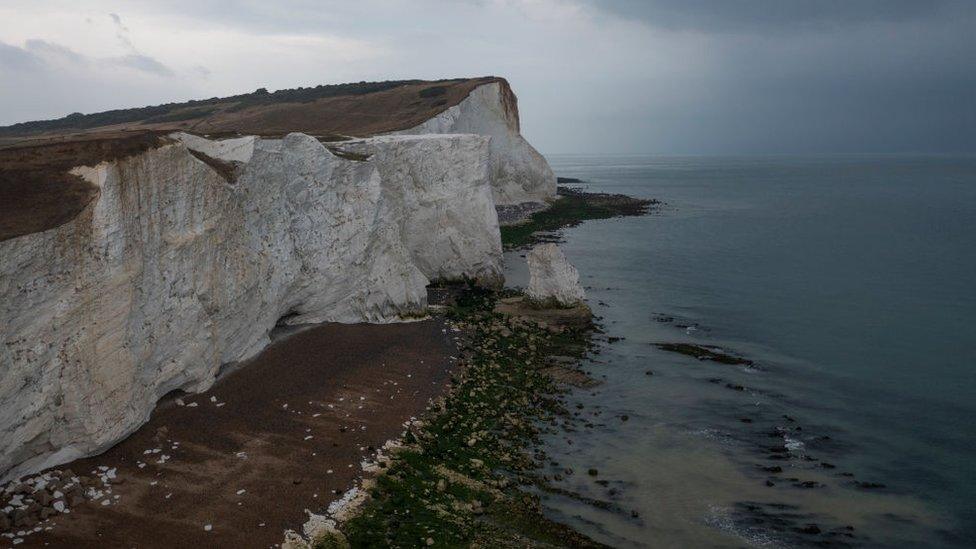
[503,154,976,548]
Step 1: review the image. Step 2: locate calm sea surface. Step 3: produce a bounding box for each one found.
[505,154,976,547]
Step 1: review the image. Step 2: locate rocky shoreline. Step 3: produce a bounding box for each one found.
[0,185,653,548]
[283,188,659,548]
[286,286,614,548]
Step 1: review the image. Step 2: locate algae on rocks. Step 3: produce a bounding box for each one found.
[500,186,657,249]
[330,286,606,548]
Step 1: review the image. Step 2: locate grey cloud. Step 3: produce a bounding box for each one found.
[0,41,39,71]
[591,0,966,33]
[24,39,86,64]
[110,53,175,76]
[1,39,176,78]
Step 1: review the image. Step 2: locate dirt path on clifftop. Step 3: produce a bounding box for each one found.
[17,320,457,549]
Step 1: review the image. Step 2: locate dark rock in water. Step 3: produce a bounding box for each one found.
[556,177,583,183]
[725,383,746,391]
[796,524,822,535]
[631,510,640,518]
[763,466,784,473]
[654,342,754,367]
[607,336,623,343]
[738,417,752,423]
[794,480,822,489]
[588,468,599,476]
[652,314,675,323]
[820,461,836,469]
[855,481,886,489]
[620,415,629,422]
[645,370,653,376]
[765,480,776,487]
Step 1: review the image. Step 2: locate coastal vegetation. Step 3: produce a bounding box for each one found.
[500,186,657,249]
[331,286,606,548]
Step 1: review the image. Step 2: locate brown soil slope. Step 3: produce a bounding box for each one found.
[0,76,509,243]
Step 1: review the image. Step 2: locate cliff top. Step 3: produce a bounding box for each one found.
[0,76,510,242]
[0,76,507,143]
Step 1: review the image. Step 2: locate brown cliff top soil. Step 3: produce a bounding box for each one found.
[0,133,166,242]
[13,319,457,548]
[0,76,512,242]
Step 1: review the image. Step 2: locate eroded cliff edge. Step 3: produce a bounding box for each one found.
[0,78,553,481]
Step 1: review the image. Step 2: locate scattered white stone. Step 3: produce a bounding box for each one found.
[204,524,212,532]
[236,489,246,495]
[186,402,199,408]
[53,501,65,513]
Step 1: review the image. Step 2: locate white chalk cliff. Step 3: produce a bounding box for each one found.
[390,82,556,206]
[0,94,550,480]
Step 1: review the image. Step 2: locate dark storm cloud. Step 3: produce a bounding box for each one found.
[592,0,963,32]
[570,0,976,153]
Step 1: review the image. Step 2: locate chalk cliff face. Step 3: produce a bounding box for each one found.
[0,131,500,481]
[391,82,556,206]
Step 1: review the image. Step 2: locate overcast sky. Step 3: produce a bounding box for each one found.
[1,0,974,154]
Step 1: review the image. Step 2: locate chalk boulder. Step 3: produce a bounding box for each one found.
[526,244,586,307]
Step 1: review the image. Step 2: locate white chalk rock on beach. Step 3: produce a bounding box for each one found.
[526,243,586,307]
